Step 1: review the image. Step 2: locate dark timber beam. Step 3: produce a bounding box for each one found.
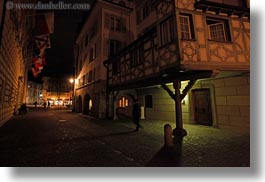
[161,83,175,101]
[180,79,196,101]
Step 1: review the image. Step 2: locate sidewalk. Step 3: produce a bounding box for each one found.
[80,114,250,167]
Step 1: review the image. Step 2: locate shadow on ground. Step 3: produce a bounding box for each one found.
[146,141,183,167]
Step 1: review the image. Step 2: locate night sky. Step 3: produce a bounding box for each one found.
[28,0,92,82]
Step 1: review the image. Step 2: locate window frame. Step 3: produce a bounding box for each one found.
[160,16,175,47]
[130,45,144,68]
[109,40,121,57]
[89,44,96,62]
[179,13,195,40]
[110,16,123,32]
[206,17,231,42]
[145,95,153,108]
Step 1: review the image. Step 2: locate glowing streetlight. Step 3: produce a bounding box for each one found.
[69,78,74,84]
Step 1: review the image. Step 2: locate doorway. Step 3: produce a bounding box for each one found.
[192,89,213,126]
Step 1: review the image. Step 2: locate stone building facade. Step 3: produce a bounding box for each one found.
[0,0,35,126]
[74,0,135,118]
[26,81,43,105]
[42,77,73,106]
[75,0,250,132]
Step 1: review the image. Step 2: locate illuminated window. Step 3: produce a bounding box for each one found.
[89,99,93,110]
[119,97,129,108]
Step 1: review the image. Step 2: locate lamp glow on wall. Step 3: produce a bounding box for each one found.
[182,95,188,105]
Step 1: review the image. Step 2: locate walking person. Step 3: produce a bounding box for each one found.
[132,99,141,131]
[48,101,50,108]
[34,101,37,108]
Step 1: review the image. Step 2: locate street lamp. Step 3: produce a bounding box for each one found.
[69,78,74,84]
[69,78,75,110]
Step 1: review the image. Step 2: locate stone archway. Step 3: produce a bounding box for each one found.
[109,90,137,120]
[76,95,82,113]
[83,93,92,115]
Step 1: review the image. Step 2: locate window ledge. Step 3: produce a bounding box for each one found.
[181,38,197,41]
[208,39,233,44]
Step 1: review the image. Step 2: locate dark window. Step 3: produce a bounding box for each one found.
[109,40,121,56]
[137,1,152,24]
[116,18,121,31]
[90,22,97,40]
[145,95,153,108]
[160,17,175,46]
[85,34,88,46]
[136,10,142,24]
[88,70,93,83]
[112,57,120,75]
[206,18,231,42]
[85,73,88,84]
[142,2,151,20]
[130,46,143,67]
[110,16,123,32]
[179,13,195,40]
[93,68,96,81]
[84,53,88,62]
[78,58,82,73]
[110,17,115,30]
[89,44,96,61]
[80,42,83,53]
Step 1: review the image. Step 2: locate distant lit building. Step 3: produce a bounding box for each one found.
[26,81,43,105]
[75,0,250,134]
[42,77,73,106]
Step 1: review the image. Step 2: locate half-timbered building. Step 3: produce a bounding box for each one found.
[75,0,250,138]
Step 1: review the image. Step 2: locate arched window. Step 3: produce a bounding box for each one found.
[119,97,129,108]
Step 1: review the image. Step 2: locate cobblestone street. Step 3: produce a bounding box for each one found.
[0,107,250,167]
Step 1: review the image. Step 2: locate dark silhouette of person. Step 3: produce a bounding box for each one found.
[34,101,37,108]
[43,102,47,108]
[48,101,50,108]
[132,99,141,131]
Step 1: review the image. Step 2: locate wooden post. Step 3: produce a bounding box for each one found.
[172,80,187,141]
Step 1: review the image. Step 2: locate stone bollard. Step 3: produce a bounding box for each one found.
[164,124,174,148]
